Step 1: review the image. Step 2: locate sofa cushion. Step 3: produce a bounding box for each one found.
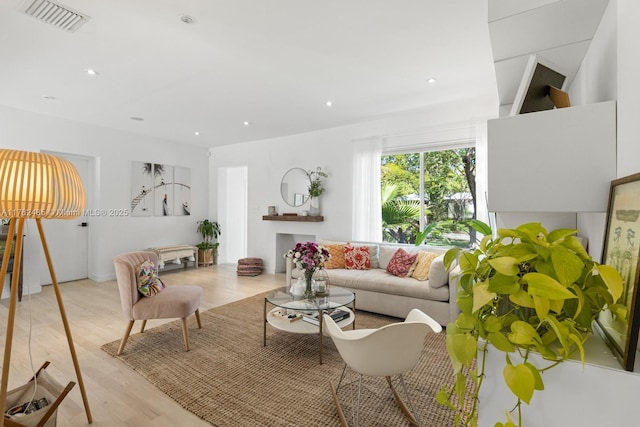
[386,248,417,277]
[378,246,398,269]
[344,245,370,270]
[429,254,448,288]
[323,243,346,269]
[325,268,449,301]
[411,251,439,281]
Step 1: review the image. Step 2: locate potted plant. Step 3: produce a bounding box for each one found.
[437,222,623,427]
[307,167,327,216]
[196,219,221,266]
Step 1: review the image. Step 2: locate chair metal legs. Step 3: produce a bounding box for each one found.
[330,364,353,427]
[387,375,422,427]
[329,366,422,427]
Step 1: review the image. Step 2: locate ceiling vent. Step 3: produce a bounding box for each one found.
[20,0,90,32]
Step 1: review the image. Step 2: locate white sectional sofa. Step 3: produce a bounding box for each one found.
[285,240,460,326]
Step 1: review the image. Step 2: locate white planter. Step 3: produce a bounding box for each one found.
[309,197,320,216]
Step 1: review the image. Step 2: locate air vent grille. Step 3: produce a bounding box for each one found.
[21,0,90,32]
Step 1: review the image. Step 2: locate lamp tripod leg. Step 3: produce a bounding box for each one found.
[0,218,22,427]
[36,219,93,424]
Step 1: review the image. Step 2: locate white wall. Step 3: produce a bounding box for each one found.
[210,94,498,273]
[568,0,617,106]
[617,0,640,178]
[0,105,209,292]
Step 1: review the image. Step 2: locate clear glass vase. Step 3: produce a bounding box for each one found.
[303,270,315,299]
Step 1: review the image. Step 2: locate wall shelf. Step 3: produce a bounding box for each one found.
[262,215,323,222]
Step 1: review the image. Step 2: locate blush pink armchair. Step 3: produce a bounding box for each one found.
[113,251,203,355]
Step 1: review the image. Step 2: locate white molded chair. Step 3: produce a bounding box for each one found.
[113,251,203,355]
[324,308,443,427]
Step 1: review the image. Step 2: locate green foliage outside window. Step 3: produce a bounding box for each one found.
[381,148,476,247]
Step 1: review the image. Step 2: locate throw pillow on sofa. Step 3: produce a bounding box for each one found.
[344,245,370,270]
[324,243,347,269]
[411,251,439,281]
[428,254,448,288]
[136,259,166,297]
[356,243,380,268]
[386,248,417,277]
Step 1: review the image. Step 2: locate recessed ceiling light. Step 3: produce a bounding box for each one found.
[129,116,144,121]
[326,101,333,107]
[85,68,99,76]
[243,121,250,126]
[180,15,194,24]
[427,78,436,83]
[194,131,200,136]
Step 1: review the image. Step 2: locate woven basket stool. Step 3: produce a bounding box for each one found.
[237,257,263,276]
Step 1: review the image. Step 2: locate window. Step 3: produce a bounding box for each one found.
[381,147,476,247]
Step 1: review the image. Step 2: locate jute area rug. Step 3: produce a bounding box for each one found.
[101,292,466,426]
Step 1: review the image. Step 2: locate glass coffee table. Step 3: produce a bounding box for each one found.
[263,286,356,364]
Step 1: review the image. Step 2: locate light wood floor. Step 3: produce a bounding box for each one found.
[0,264,284,426]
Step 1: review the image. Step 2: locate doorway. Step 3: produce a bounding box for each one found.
[40,152,94,284]
[219,166,247,264]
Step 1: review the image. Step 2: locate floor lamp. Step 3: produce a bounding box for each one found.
[0,149,92,426]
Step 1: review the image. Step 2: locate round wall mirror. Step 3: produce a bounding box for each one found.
[281,168,310,207]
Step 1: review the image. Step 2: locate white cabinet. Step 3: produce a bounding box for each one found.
[479,333,640,426]
[488,101,617,212]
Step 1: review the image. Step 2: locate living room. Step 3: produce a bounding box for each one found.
[1,0,640,426]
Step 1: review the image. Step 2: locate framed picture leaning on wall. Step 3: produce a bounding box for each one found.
[596,172,640,371]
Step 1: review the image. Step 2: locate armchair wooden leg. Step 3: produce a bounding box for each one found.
[195,309,202,329]
[139,320,147,333]
[117,320,135,356]
[181,318,190,351]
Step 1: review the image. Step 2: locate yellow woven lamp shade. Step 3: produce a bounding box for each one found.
[0,149,85,219]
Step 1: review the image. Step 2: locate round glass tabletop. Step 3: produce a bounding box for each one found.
[266,286,355,312]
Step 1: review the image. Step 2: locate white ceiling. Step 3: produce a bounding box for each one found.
[0,0,609,148]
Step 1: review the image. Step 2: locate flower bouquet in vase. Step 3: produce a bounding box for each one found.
[285,241,330,298]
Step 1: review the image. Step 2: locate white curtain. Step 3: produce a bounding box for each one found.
[352,137,382,242]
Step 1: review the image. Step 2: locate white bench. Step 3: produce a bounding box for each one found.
[149,245,197,270]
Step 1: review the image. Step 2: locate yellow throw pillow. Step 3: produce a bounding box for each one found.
[411,251,439,281]
[324,243,346,269]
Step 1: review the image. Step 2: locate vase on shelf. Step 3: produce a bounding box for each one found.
[309,197,321,216]
[303,269,315,299]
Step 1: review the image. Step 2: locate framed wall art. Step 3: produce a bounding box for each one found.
[596,172,640,371]
[130,162,154,217]
[130,162,191,217]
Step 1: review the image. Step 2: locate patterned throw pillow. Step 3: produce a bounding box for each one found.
[324,243,346,269]
[411,251,440,281]
[136,260,166,297]
[386,248,418,277]
[344,245,370,270]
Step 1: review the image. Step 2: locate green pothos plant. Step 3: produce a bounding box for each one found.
[436,222,623,427]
